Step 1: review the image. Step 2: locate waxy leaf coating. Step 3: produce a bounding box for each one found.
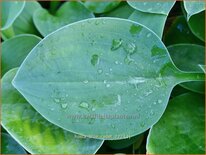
[13,18,204,140]
[2,68,103,154]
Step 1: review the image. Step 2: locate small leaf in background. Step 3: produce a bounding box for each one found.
[1,133,27,154]
[2,68,103,154]
[1,34,41,76]
[183,0,205,20]
[12,18,204,140]
[83,1,121,14]
[12,1,42,37]
[146,93,205,154]
[163,16,204,46]
[127,1,176,15]
[102,2,134,19]
[1,1,25,30]
[33,1,94,36]
[129,10,167,38]
[168,44,205,94]
[187,11,205,42]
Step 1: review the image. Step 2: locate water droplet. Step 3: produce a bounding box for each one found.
[103,80,107,84]
[106,84,110,88]
[123,42,136,55]
[97,69,103,74]
[143,2,147,5]
[109,68,113,72]
[61,103,68,109]
[111,39,122,51]
[92,107,96,111]
[54,98,60,103]
[79,102,89,109]
[115,61,119,64]
[111,124,115,129]
[151,45,166,57]
[50,108,55,111]
[91,54,99,66]
[128,77,146,84]
[83,80,89,84]
[153,102,157,105]
[150,110,155,116]
[124,55,134,64]
[157,99,162,104]
[95,20,99,25]
[147,33,151,38]
[144,90,153,96]
[130,24,142,35]
[140,122,145,127]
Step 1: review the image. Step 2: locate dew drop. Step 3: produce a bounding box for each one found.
[83,80,89,84]
[140,122,145,128]
[123,42,136,55]
[61,103,68,109]
[97,69,103,74]
[91,54,99,66]
[157,99,162,104]
[54,98,60,103]
[147,33,151,38]
[130,24,142,35]
[79,102,89,109]
[106,84,110,88]
[92,107,96,111]
[111,124,115,129]
[111,39,122,51]
[153,102,157,105]
[50,108,55,111]
[115,61,119,64]
[144,90,153,96]
[103,80,107,84]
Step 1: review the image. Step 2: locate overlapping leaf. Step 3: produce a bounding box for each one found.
[1,34,41,76]
[147,93,205,154]
[33,1,94,36]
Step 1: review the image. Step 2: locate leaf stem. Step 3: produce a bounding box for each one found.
[178,71,205,83]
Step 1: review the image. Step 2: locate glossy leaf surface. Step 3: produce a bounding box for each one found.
[2,68,103,154]
[13,18,204,140]
[147,93,205,154]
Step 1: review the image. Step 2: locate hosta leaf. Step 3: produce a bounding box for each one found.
[163,16,204,46]
[13,18,204,140]
[168,44,205,94]
[183,0,205,20]
[1,34,41,76]
[12,1,41,36]
[2,68,103,154]
[83,1,121,14]
[187,11,205,42]
[1,133,26,154]
[146,93,205,154]
[106,134,144,150]
[127,1,175,15]
[103,2,134,19]
[129,10,167,37]
[1,1,25,30]
[33,1,94,36]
